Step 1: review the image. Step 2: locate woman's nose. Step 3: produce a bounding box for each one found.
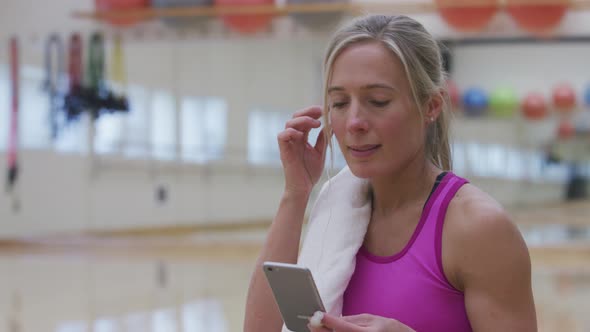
[346,104,369,133]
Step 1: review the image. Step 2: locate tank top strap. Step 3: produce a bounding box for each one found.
[432,173,469,288]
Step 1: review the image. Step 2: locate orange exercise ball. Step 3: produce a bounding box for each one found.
[287,0,348,31]
[436,0,497,32]
[522,92,548,121]
[95,0,149,26]
[215,0,274,34]
[506,2,567,34]
[553,83,576,113]
[151,0,213,28]
[557,120,575,139]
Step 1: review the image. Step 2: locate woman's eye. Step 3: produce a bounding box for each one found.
[371,100,391,107]
[331,102,348,109]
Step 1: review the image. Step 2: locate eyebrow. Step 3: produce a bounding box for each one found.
[328,84,397,93]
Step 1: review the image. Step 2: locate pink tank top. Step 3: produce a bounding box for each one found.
[342,172,472,332]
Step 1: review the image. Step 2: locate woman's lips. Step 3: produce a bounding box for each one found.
[348,144,381,158]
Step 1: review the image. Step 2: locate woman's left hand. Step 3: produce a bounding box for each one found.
[308,312,415,332]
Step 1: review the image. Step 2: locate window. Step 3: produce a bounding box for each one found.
[248,110,346,169]
[19,66,52,149]
[181,97,227,163]
[465,142,485,177]
[0,64,9,151]
[450,141,570,182]
[36,61,88,154]
[95,112,125,155]
[153,308,178,332]
[487,144,506,178]
[3,65,92,154]
[93,317,119,332]
[248,110,290,165]
[88,87,229,163]
[123,311,150,332]
[522,149,542,181]
[543,162,569,182]
[182,300,206,332]
[53,113,89,154]
[182,299,227,332]
[55,321,88,332]
[151,90,177,161]
[124,85,150,158]
[505,146,525,180]
[451,142,466,175]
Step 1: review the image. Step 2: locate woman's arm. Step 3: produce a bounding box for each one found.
[244,106,328,332]
[243,191,311,332]
[446,193,537,331]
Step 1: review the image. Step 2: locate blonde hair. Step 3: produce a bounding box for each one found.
[322,14,452,170]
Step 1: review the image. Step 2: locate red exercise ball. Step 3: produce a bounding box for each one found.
[553,83,576,113]
[215,0,274,34]
[436,0,497,32]
[557,120,575,139]
[95,0,149,26]
[522,92,548,121]
[445,79,460,110]
[506,2,567,34]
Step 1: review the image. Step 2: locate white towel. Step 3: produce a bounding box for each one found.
[281,166,372,332]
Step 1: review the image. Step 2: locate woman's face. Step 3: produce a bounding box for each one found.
[328,41,428,179]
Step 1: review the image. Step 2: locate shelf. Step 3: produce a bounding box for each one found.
[73,0,590,22]
[74,3,364,21]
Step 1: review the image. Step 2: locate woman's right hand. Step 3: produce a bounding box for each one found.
[278,105,328,196]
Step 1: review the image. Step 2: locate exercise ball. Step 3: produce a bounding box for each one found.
[151,0,213,28]
[506,2,567,34]
[435,0,497,32]
[215,0,274,34]
[557,120,575,139]
[489,86,518,118]
[522,92,548,121]
[95,0,149,26]
[287,0,348,31]
[445,79,460,111]
[553,83,576,113]
[462,87,488,117]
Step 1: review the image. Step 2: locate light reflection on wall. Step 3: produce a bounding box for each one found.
[55,298,228,332]
[521,224,590,246]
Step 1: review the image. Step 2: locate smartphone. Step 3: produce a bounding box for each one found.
[263,261,326,332]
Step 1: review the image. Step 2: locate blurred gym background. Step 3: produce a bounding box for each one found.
[1,0,589,331]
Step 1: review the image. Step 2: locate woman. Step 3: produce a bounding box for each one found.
[244,14,536,332]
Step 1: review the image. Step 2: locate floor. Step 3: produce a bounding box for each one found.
[1,201,590,332]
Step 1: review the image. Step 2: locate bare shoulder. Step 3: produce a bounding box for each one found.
[443,183,531,290]
[446,183,514,236]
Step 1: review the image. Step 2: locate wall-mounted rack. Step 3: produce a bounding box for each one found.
[72,0,590,22]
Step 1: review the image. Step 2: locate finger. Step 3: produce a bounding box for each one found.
[285,116,321,132]
[313,128,329,156]
[341,314,374,326]
[277,128,304,144]
[292,105,323,119]
[308,324,332,332]
[320,313,365,332]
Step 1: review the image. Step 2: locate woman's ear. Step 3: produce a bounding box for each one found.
[425,91,444,122]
